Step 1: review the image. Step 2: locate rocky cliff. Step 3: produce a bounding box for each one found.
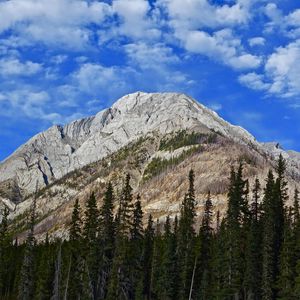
[1,92,300,239]
[0,92,261,199]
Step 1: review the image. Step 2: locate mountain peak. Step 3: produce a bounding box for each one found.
[0,92,263,196]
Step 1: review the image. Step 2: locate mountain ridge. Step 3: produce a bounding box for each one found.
[1,92,300,239]
[0,92,300,203]
[0,91,267,198]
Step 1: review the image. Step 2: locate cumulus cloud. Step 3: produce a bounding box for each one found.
[248,37,265,47]
[124,42,179,69]
[0,57,42,76]
[0,0,112,49]
[183,29,261,70]
[239,40,300,98]
[238,72,271,91]
[112,0,160,40]
[158,0,251,31]
[73,63,135,97]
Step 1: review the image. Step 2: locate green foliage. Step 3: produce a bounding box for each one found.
[143,146,201,181]
[159,130,217,151]
[2,156,300,300]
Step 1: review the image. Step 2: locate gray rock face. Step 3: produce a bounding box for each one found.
[0,92,297,197]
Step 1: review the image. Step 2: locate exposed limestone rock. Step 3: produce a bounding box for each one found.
[0,91,299,200]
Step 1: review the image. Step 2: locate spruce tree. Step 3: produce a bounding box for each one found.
[142,214,154,300]
[195,191,214,300]
[0,206,10,296]
[83,192,99,298]
[18,195,37,300]
[261,170,276,300]
[177,169,196,299]
[130,195,144,297]
[224,164,246,298]
[107,174,134,300]
[98,182,115,299]
[277,210,294,299]
[244,178,262,300]
[68,199,84,300]
[161,216,178,300]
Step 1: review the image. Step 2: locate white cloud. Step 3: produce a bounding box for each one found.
[264,4,300,38]
[239,40,300,98]
[73,63,134,95]
[248,37,265,47]
[183,29,261,70]
[0,0,112,49]
[265,41,300,97]
[0,57,42,76]
[238,72,270,91]
[158,0,251,31]
[112,0,160,40]
[124,42,179,69]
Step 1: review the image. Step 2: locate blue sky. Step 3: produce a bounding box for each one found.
[1,0,300,161]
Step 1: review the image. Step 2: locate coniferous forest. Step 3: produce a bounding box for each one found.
[1,154,300,300]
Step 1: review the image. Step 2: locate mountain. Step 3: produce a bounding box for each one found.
[1,92,300,239]
[0,92,257,198]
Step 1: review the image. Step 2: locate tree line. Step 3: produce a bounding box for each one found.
[1,154,300,299]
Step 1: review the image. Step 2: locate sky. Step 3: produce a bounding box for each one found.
[1,0,300,161]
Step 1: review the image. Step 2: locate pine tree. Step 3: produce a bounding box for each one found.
[0,206,10,296]
[161,216,179,300]
[18,195,37,300]
[98,182,115,299]
[51,243,62,300]
[142,214,154,300]
[151,220,165,299]
[107,174,134,300]
[224,164,246,298]
[83,192,99,298]
[195,191,214,300]
[35,239,55,300]
[68,199,84,300]
[277,209,294,299]
[261,170,276,300]
[130,195,144,297]
[177,169,196,299]
[244,178,262,300]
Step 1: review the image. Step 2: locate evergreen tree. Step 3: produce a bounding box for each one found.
[277,210,294,299]
[83,192,99,298]
[0,206,10,296]
[35,239,55,300]
[130,195,144,297]
[195,191,214,300]
[161,216,179,300]
[244,178,262,300]
[68,199,84,300]
[261,170,276,300]
[107,174,134,300]
[224,164,247,298]
[18,195,37,300]
[142,214,154,300]
[177,169,196,299]
[98,182,115,299]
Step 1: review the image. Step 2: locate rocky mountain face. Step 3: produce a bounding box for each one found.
[1,92,300,239]
[0,92,258,199]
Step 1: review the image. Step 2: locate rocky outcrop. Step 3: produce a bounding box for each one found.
[0,92,299,198]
